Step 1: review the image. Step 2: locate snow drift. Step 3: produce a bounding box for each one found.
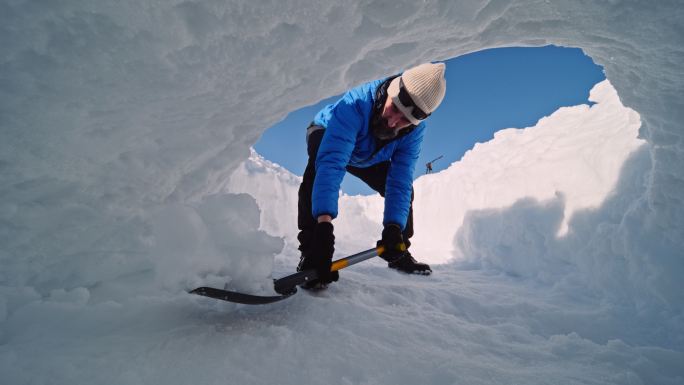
[1,1,683,384]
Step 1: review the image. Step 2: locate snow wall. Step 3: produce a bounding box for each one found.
[1,0,682,344]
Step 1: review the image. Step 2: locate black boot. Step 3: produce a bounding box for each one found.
[388,251,432,275]
[297,252,339,290]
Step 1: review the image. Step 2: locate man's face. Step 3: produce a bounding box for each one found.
[373,96,412,140]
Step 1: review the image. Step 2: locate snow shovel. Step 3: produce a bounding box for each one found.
[190,246,383,305]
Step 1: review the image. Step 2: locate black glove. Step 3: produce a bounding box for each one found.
[299,222,339,286]
[377,224,406,263]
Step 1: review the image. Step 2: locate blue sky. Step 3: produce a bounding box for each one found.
[255,45,605,195]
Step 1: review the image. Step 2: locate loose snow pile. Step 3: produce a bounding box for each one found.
[1,1,683,384]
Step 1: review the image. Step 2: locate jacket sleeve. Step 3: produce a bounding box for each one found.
[384,124,425,229]
[311,93,363,219]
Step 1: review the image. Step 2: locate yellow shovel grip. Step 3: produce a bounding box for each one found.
[330,245,385,272]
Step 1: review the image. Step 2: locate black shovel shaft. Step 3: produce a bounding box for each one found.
[273,246,382,294]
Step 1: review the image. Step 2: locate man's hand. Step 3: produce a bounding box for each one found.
[377,224,406,263]
[317,214,333,223]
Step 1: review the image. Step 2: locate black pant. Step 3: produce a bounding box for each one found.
[297,128,414,254]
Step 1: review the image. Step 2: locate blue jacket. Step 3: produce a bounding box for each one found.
[311,77,425,230]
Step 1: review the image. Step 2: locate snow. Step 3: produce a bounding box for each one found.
[1,1,683,384]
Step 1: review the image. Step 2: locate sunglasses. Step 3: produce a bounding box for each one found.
[397,78,430,121]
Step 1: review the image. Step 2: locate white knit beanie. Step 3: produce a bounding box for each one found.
[388,62,446,125]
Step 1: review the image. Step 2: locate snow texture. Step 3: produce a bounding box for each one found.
[1,1,683,384]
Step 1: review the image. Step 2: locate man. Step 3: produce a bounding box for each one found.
[297,62,447,289]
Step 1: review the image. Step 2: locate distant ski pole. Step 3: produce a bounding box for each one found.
[190,246,384,305]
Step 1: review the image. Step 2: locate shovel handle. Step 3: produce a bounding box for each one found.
[273,246,383,294]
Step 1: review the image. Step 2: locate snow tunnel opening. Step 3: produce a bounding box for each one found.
[234,46,640,263]
[253,45,607,196]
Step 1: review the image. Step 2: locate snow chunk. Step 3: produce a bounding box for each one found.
[150,193,283,294]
